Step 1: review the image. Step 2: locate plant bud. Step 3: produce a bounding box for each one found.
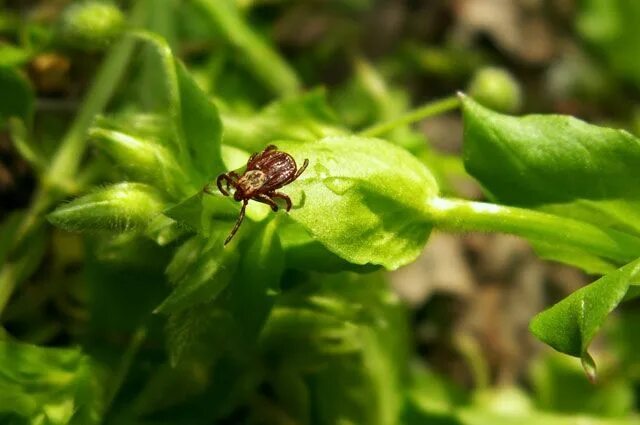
[90,127,189,198]
[468,67,522,113]
[59,1,125,51]
[48,183,165,233]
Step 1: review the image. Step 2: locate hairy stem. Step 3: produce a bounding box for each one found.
[426,197,640,264]
[359,95,460,138]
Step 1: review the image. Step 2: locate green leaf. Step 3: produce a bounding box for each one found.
[279,219,380,273]
[530,257,640,380]
[0,67,33,129]
[577,0,640,88]
[90,127,191,198]
[280,136,439,270]
[226,217,284,340]
[0,340,103,424]
[221,89,344,153]
[155,232,240,313]
[131,32,224,183]
[48,183,166,233]
[461,95,640,254]
[261,273,409,425]
[176,61,224,178]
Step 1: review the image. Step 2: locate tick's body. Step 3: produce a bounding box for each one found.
[208,145,309,245]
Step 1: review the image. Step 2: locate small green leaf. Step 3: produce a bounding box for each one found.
[461,95,640,255]
[90,127,191,198]
[280,136,439,270]
[155,233,240,313]
[163,192,239,238]
[0,340,103,424]
[227,218,284,340]
[176,60,224,178]
[48,183,166,233]
[530,257,640,379]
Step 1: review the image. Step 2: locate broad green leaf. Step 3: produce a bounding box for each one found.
[0,67,33,129]
[279,220,381,273]
[155,232,240,313]
[280,136,439,270]
[221,89,344,153]
[0,340,103,424]
[530,257,640,380]
[461,95,640,261]
[48,183,166,233]
[577,0,640,88]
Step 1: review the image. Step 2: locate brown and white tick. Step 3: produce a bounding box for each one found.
[205,145,309,245]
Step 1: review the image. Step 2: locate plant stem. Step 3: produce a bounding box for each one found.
[193,0,300,97]
[0,2,148,318]
[47,1,148,184]
[104,326,147,412]
[426,197,640,263]
[359,95,460,138]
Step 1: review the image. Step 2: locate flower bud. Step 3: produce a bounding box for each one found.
[59,1,125,51]
[48,183,165,233]
[90,127,189,198]
[468,67,522,113]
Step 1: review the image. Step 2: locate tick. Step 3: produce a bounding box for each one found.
[206,145,309,245]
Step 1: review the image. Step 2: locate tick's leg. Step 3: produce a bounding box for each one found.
[254,194,279,212]
[271,191,292,212]
[216,174,233,196]
[293,158,309,180]
[225,200,248,245]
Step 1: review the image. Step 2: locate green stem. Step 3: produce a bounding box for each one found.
[104,326,147,412]
[426,198,640,263]
[0,266,16,318]
[192,0,300,97]
[47,0,148,184]
[0,2,148,318]
[359,95,460,138]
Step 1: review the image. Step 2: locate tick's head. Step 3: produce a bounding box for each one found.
[236,170,267,198]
